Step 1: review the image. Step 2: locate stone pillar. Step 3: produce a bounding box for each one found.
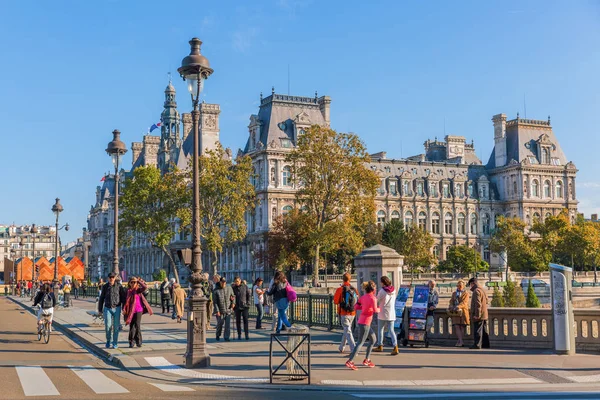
[354,244,404,293]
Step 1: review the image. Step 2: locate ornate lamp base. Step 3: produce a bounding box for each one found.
[185,296,211,368]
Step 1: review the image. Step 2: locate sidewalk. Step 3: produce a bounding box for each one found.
[9,295,600,390]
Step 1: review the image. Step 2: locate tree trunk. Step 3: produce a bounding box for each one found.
[162,246,180,284]
[211,249,218,278]
[312,243,321,286]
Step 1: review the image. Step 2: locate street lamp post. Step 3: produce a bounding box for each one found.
[18,237,24,296]
[51,198,69,294]
[10,248,16,295]
[31,224,38,284]
[178,37,213,368]
[106,129,128,277]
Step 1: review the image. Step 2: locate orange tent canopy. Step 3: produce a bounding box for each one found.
[68,257,85,280]
[15,258,33,281]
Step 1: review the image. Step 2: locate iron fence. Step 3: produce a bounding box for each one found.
[248,294,340,330]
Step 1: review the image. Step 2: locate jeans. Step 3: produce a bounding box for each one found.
[73,288,79,299]
[377,319,397,347]
[256,303,264,329]
[216,313,231,340]
[339,315,356,352]
[276,298,291,333]
[103,306,121,347]
[128,312,143,345]
[348,323,376,362]
[161,295,170,313]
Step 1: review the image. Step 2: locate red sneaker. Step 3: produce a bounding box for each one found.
[345,360,358,370]
[362,359,375,368]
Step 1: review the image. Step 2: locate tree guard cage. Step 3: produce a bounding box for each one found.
[269,326,311,384]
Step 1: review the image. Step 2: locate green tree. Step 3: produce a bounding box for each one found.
[403,225,435,278]
[286,125,379,284]
[437,245,489,275]
[187,144,256,277]
[265,210,313,273]
[381,219,405,252]
[363,223,383,248]
[526,280,541,308]
[489,216,542,276]
[491,287,505,307]
[153,268,167,282]
[503,280,526,307]
[120,166,189,283]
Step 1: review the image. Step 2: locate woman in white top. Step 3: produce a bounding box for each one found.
[373,276,399,355]
[253,278,265,329]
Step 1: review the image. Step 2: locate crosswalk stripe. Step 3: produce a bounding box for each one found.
[69,365,129,394]
[145,356,268,382]
[15,366,60,397]
[149,383,195,392]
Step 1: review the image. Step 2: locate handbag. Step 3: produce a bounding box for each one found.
[447,307,463,317]
[286,282,298,302]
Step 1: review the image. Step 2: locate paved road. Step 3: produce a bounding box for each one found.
[0,298,350,400]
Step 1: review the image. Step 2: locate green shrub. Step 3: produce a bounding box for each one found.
[491,287,505,307]
[153,269,167,282]
[503,280,526,307]
[526,280,541,308]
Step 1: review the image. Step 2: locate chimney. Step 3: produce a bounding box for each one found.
[318,96,331,127]
[131,142,143,166]
[492,113,507,167]
[592,214,598,221]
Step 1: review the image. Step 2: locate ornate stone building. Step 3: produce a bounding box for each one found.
[0,224,58,280]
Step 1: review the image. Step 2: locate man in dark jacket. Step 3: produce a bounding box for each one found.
[159,277,171,314]
[232,276,251,340]
[212,277,234,341]
[468,277,490,349]
[98,272,127,349]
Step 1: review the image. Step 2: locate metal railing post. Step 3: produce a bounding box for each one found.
[308,294,313,328]
[328,294,334,331]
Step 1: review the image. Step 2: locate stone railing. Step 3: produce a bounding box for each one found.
[429,307,600,352]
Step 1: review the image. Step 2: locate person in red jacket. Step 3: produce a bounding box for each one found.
[333,273,359,353]
[345,280,380,370]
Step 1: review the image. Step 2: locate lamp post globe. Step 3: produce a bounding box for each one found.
[178,37,213,369]
[106,129,127,277]
[51,198,64,294]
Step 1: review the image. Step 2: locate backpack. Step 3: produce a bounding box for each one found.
[339,285,357,312]
[286,283,297,303]
[41,293,53,309]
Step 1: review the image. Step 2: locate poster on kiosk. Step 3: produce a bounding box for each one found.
[394,285,411,329]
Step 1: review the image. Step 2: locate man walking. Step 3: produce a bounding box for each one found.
[333,272,358,353]
[73,279,80,299]
[468,277,490,349]
[232,276,251,340]
[98,272,127,349]
[159,277,171,314]
[213,277,234,342]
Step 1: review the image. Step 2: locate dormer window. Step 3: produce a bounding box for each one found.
[281,138,292,148]
[541,148,550,164]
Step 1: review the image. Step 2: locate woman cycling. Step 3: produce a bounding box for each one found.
[33,283,56,333]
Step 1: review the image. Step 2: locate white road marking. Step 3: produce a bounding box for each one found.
[321,380,364,386]
[351,392,593,399]
[149,383,195,392]
[324,377,542,387]
[568,374,600,383]
[69,365,129,394]
[15,366,60,397]
[145,357,268,383]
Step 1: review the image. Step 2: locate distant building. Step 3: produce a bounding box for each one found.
[0,224,58,280]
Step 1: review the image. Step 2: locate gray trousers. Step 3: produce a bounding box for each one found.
[349,323,376,362]
[339,314,356,352]
[216,313,231,340]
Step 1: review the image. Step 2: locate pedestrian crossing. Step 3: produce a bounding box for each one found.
[12,364,195,397]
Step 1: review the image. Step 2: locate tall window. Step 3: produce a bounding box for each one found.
[389,181,397,195]
[455,184,463,198]
[531,180,539,197]
[377,210,386,226]
[468,183,475,197]
[432,212,440,234]
[457,213,466,235]
[482,213,490,235]
[442,183,450,198]
[404,211,414,227]
[432,245,440,259]
[282,166,292,186]
[391,210,400,220]
[556,181,563,198]
[403,180,411,196]
[430,183,438,197]
[544,180,551,198]
[282,205,293,216]
[513,181,518,196]
[418,211,427,231]
[470,213,478,234]
[444,212,453,234]
[417,182,424,196]
[542,148,550,164]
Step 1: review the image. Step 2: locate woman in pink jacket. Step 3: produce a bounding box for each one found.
[345,280,380,370]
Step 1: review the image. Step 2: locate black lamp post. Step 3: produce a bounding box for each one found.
[106,129,127,277]
[51,198,69,294]
[10,248,16,295]
[31,224,38,284]
[177,37,213,368]
[18,237,24,296]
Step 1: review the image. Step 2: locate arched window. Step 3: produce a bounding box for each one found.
[531,180,539,197]
[282,166,292,186]
[444,212,453,234]
[270,167,276,183]
[533,212,541,221]
[404,211,413,227]
[377,210,386,226]
[282,205,293,216]
[432,212,440,234]
[545,212,552,220]
[544,180,551,198]
[556,181,563,198]
[418,211,427,231]
[442,182,450,198]
[391,210,400,220]
[432,245,440,259]
[470,213,478,234]
[457,213,466,234]
[272,207,277,219]
[482,213,490,235]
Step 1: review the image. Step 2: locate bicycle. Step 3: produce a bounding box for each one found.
[37,313,52,344]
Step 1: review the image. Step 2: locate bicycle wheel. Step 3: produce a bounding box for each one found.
[43,323,50,344]
[37,329,42,341]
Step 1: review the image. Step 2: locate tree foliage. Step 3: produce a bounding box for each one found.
[186,144,256,276]
[437,245,489,275]
[286,125,379,282]
[265,210,313,273]
[380,220,435,277]
[120,166,189,283]
[503,280,526,308]
[491,287,505,307]
[526,280,541,308]
[153,268,167,282]
[489,216,544,275]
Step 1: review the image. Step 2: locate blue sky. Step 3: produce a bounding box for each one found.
[0,0,599,244]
